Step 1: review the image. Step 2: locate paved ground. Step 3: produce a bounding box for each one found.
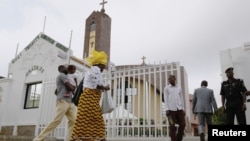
[183,136,199,141]
[108,136,200,141]
[0,136,200,141]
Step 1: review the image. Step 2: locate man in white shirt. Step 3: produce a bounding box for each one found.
[164,75,186,141]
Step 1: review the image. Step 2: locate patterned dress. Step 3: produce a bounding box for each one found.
[71,66,106,141]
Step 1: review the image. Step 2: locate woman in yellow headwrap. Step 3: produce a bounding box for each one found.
[71,50,110,141]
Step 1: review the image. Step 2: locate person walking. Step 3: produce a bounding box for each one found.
[33,65,77,141]
[192,80,218,141]
[71,50,110,141]
[164,75,186,141]
[220,67,249,125]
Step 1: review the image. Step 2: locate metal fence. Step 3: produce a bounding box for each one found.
[36,62,181,141]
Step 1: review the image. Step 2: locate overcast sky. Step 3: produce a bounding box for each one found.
[1,0,250,107]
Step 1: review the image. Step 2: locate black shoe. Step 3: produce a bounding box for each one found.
[200,133,205,141]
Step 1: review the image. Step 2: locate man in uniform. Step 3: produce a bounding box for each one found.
[220,67,248,125]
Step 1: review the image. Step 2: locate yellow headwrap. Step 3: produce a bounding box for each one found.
[86,50,108,66]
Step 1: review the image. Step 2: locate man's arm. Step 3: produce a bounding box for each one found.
[163,86,170,116]
[221,95,225,110]
[220,82,226,111]
[65,82,76,92]
[179,88,186,116]
[240,79,247,111]
[211,90,218,112]
[246,91,250,96]
[192,90,197,114]
[242,91,247,111]
[180,88,185,110]
[242,92,247,111]
[74,78,78,86]
[60,74,76,92]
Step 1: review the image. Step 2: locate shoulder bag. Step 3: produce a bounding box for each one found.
[72,78,84,106]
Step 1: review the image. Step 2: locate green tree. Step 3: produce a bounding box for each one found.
[212,106,227,125]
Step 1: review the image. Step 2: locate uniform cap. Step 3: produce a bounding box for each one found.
[225,67,233,73]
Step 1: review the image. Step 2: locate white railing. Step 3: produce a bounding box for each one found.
[36,62,181,140]
[102,62,180,140]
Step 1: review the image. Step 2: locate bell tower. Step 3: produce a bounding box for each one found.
[83,0,111,63]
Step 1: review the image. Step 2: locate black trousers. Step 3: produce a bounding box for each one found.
[226,104,246,125]
[168,110,186,141]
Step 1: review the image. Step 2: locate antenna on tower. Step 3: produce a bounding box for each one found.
[69,30,73,49]
[15,43,19,57]
[42,16,46,33]
[68,30,73,64]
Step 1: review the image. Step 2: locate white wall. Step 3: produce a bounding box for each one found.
[219,43,250,124]
[0,33,88,135]
[0,79,12,127]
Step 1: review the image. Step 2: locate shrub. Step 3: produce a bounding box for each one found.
[212,106,227,125]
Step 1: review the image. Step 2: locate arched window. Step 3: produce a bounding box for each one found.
[90,22,96,31]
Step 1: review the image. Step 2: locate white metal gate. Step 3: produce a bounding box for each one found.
[36,62,182,141]
[102,62,181,141]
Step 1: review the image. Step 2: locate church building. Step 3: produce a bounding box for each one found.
[0,1,193,140]
[0,32,88,139]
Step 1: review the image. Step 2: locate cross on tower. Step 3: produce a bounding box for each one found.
[141,56,146,65]
[90,41,94,47]
[100,0,108,12]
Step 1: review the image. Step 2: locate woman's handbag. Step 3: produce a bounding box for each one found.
[101,91,115,114]
[72,78,84,106]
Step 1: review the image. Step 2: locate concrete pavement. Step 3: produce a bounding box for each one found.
[0,136,200,141]
[183,136,199,141]
[108,136,200,141]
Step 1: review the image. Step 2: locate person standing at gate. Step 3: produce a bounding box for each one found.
[192,80,218,141]
[220,67,249,125]
[33,65,76,141]
[71,50,110,141]
[164,75,186,141]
